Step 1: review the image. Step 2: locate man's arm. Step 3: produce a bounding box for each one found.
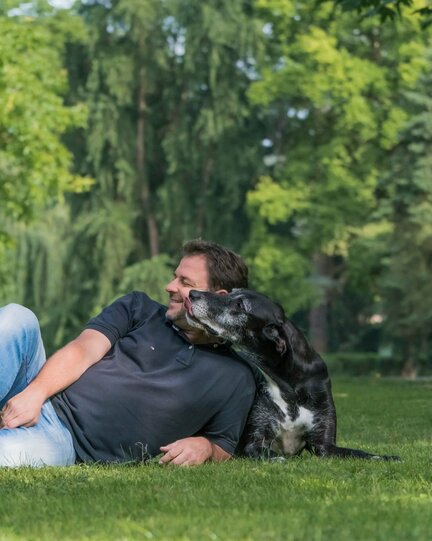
[0,329,111,429]
[159,363,256,467]
[158,364,256,467]
[159,437,231,466]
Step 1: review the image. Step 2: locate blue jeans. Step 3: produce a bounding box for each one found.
[0,304,76,467]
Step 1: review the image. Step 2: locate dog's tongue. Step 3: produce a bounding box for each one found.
[184,297,193,315]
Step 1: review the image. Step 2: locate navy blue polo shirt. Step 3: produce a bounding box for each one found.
[52,292,256,463]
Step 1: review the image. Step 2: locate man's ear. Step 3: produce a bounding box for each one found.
[215,289,229,296]
[262,323,288,355]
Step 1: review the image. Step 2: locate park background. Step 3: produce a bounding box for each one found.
[1,3,432,541]
[1,0,432,378]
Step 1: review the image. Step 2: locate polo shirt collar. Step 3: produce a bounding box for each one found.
[166,319,230,351]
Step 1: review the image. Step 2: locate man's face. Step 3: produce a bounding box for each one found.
[165,255,211,328]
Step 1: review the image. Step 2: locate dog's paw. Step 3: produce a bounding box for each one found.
[269,456,286,463]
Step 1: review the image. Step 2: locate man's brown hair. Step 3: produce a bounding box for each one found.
[182,239,248,292]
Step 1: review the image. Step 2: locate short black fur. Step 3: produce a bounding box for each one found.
[186,289,400,461]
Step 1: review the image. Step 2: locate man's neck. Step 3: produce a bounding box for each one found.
[182,327,223,345]
[167,312,226,345]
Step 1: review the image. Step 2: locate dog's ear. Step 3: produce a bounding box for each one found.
[280,320,311,360]
[262,322,288,355]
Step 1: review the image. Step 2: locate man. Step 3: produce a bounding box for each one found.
[0,240,256,467]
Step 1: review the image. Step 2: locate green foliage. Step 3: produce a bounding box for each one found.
[0,11,91,228]
[247,175,310,224]
[0,0,267,351]
[323,1,432,32]
[244,0,430,354]
[378,76,432,363]
[0,4,95,350]
[246,241,317,314]
[113,254,174,306]
[71,201,137,312]
[78,0,263,254]
[0,205,81,351]
[25,0,265,348]
[2,0,432,364]
[340,0,410,15]
[0,4,93,315]
[89,254,174,339]
[325,351,409,376]
[320,222,391,354]
[152,0,265,251]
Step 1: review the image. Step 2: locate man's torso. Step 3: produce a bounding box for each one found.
[52,292,256,462]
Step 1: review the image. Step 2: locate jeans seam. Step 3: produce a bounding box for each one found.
[24,351,32,385]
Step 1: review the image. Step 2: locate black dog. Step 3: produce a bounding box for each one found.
[185,289,399,461]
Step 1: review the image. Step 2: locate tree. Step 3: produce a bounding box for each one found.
[323,0,432,26]
[0,6,91,250]
[0,2,91,349]
[77,0,263,255]
[1,0,265,351]
[57,0,265,323]
[378,72,432,376]
[243,0,429,351]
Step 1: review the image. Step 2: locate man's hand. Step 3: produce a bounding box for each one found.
[0,329,111,431]
[0,387,46,429]
[159,437,231,466]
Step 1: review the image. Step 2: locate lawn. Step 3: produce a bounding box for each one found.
[0,377,431,541]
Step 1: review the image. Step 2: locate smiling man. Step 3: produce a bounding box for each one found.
[165,254,215,341]
[0,240,256,467]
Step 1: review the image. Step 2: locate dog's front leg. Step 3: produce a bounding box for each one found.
[243,440,286,461]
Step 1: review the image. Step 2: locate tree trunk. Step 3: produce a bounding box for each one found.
[309,301,328,354]
[196,154,214,236]
[401,338,417,379]
[137,71,159,257]
[309,252,333,353]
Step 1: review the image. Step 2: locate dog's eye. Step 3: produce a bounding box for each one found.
[235,298,246,311]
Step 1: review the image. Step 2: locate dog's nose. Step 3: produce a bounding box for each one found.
[189,290,204,300]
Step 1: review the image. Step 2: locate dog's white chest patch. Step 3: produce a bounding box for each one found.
[265,377,315,456]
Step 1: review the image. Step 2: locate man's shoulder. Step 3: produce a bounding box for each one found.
[85,291,167,341]
[120,291,168,321]
[197,345,257,384]
[224,349,264,386]
[129,290,166,309]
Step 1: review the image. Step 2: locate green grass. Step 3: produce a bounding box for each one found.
[1,378,432,541]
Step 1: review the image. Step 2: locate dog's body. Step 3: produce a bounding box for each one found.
[185,289,399,461]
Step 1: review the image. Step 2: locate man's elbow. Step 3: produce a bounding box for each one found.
[210,443,232,462]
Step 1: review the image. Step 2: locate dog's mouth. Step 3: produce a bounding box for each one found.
[184,297,194,316]
[184,297,221,337]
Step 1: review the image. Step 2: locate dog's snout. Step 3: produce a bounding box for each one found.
[189,290,205,301]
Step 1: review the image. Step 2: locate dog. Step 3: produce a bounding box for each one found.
[184,289,400,461]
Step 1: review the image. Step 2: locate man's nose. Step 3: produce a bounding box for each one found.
[165,278,177,292]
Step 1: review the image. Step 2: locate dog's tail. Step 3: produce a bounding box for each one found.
[312,444,400,461]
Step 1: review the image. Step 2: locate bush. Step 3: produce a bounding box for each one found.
[324,352,406,377]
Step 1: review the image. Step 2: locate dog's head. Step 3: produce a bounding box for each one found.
[185,288,302,357]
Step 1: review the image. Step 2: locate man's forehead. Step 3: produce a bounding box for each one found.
[175,255,208,279]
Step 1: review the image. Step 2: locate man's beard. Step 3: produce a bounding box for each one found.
[166,305,190,330]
